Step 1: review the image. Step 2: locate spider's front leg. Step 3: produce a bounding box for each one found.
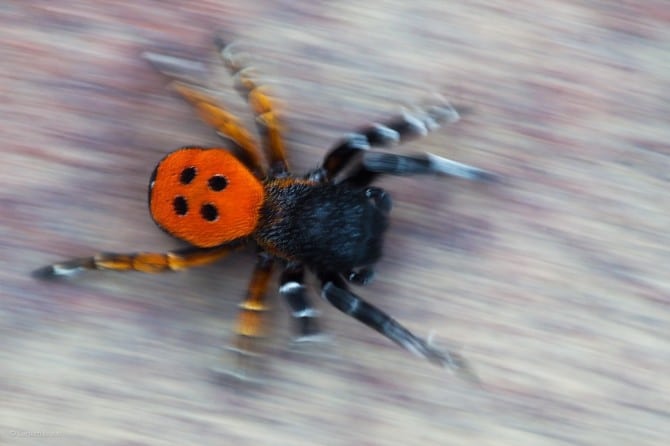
[318,272,478,381]
[320,96,496,186]
[32,245,238,279]
[346,267,376,286]
[279,262,321,340]
[360,151,496,181]
[321,96,461,182]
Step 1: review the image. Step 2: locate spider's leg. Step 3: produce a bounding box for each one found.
[321,96,461,182]
[354,150,496,184]
[143,52,265,177]
[318,272,475,378]
[279,263,320,340]
[171,82,265,177]
[364,186,392,213]
[346,266,376,286]
[225,253,274,380]
[33,244,239,279]
[216,39,288,176]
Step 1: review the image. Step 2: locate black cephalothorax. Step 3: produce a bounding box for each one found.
[256,180,389,272]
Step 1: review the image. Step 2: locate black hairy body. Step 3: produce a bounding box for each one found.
[255,179,389,272]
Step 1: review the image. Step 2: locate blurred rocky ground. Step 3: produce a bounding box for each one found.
[1,2,668,445]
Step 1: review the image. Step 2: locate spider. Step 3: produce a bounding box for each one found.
[34,39,493,381]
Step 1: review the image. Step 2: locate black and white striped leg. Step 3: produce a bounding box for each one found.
[321,96,461,181]
[361,151,496,181]
[338,151,496,187]
[279,263,321,340]
[319,273,473,376]
[346,267,375,286]
[321,127,395,181]
[364,186,392,213]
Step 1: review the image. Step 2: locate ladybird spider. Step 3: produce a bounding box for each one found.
[34,39,493,380]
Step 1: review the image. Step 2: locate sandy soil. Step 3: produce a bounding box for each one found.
[2,1,668,445]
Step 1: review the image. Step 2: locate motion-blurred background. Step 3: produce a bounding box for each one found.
[2,1,668,445]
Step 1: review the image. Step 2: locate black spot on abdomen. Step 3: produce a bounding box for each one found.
[180,166,197,184]
[173,196,188,216]
[201,203,219,221]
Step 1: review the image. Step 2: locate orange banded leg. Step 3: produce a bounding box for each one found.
[142,51,265,177]
[170,82,265,177]
[225,253,275,380]
[33,245,238,279]
[216,39,289,175]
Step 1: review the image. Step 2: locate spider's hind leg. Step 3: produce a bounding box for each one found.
[142,51,265,178]
[222,253,275,381]
[33,245,238,279]
[216,39,288,175]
